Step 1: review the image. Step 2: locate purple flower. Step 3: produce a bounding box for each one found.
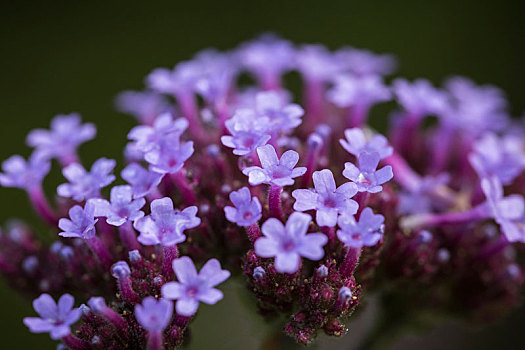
[26,113,96,162]
[57,158,116,202]
[254,212,328,273]
[111,261,131,278]
[144,135,194,174]
[221,109,271,156]
[469,133,525,185]
[237,34,295,86]
[444,77,509,135]
[337,207,385,248]
[134,198,200,246]
[334,46,396,76]
[292,169,359,227]
[242,145,306,187]
[58,201,98,239]
[343,152,393,193]
[23,293,81,340]
[115,90,170,123]
[339,128,393,159]
[224,187,262,227]
[121,163,164,198]
[135,297,173,331]
[397,174,451,215]
[0,153,50,190]
[295,44,340,81]
[88,185,146,226]
[147,61,200,96]
[392,78,449,117]
[128,113,189,154]
[327,74,391,109]
[482,177,525,242]
[161,256,231,316]
[255,91,304,134]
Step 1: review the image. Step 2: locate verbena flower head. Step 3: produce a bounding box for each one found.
[242,145,306,187]
[134,198,200,246]
[23,294,81,340]
[392,78,449,117]
[135,297,173,332]
[469,132,525,185]
[327,74,391,109]
[121,163,164,198]
[115,90,170,123]
[58,201,98,239]
[161,257,230,316]
[482,177,525,243]
[224,187,262,227]
[337,207,385,248]
[89,185,146,226]
[57,158,116,202]
[254,212,328,273]
[0,153,50,190]
[128,113,189,154]
[339,128,393,159]
[221,109,271,156]
[334,46,396,76]
[295,44,340,81]
[292,169,358,227]
[26,113,96,162]
[255,91,304,135]
[144,135,194,174]
[343,152,393,193]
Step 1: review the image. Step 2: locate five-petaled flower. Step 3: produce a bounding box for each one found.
[135,297,174,332]
[224,187,262,227]
[57,158,116,202]
[89,185,146,226]
[161,256,230,316]
[23,293,81,340]
[292,169,358,227]
[58,201,98,239]
[242,145,306,187]
[339,128,392,159]
[337,207,385,248]
[134,198,200,246]
[343,152,393,193]
[254,212,328,273]
[0,153,50,190]
[121,163,164,199]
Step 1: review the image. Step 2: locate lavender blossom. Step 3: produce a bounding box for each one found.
[221,109,271,156]
[254,212,328,273]
[0,153,50,190]
[134,198,200,246]
[161,256,231,316]
[145,135,194,174]
[337,207,385,248]
[392,78,449,117]
[327,74,391,109]
[23,294,81,340]
[343,152,393,193]
[224,187,262,227]
[295,44,340,82]
[121,163,164,198]
[88,185,146,226]
[26,113,95,163]
[115,90,170,124]
[57,158,116,202]
[292,169,359,227]
[128,113,189,153]
[242,145,306,187]
[334,46,396,76]
[255,91,304,135]
[58,202,98,239]
[135,297,173,331]
[339,128,393,159]
[469,132,525,185]
[482,177,525,243]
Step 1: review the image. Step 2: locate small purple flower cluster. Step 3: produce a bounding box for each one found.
[1,35,524,348]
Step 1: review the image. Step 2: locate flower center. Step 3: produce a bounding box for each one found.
[186,286,199,298]
[282,240,295,252]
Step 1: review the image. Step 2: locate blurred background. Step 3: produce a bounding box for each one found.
[1,0,524,348]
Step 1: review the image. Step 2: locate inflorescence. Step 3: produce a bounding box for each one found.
[1,34,525,349]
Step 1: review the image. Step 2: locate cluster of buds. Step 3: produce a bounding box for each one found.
[1,34,524,348]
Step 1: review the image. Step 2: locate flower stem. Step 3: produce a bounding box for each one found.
[401,204,489,231]
[245,223,262,243]
[28,186,57,226]
[62,334,90,350]
[147,330,164,350]
[340,246,361,277]
[162,244,179,278]
[171,171,196,205]
[119,222,141,252]
[268,185,283,220]
[85,236,113,269]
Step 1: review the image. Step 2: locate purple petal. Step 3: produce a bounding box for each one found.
[176,299,199,316]
[285,212,311,237]
[254,237,279,257]
[279,150,299,169]
[33,294,57,319]
[274,252,301,273]
[172,256,198,284]
[313,169,336,193]
[198,258,230,287]
[198,288,224,304]
[297,233,328,260]
[257,145,279,169]
[161,282,185,300]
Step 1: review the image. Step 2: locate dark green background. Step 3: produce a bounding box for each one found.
[1,1,524,348]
